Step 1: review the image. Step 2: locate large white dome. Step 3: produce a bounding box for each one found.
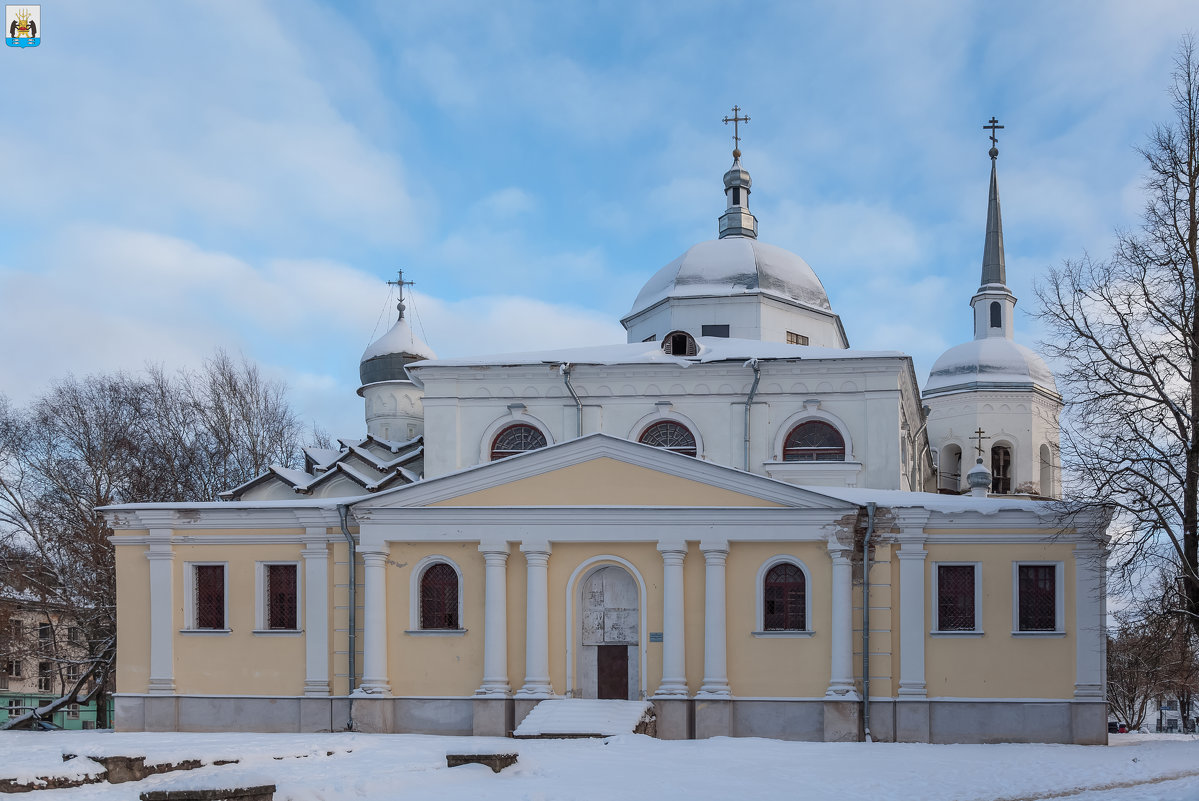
[627,236,833,319]
[925,338,1057,397]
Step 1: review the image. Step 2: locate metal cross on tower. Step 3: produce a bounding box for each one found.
[972,427,990,458]
[984,116,1004,157]
[723,105,750,156]
[387,270,415,318]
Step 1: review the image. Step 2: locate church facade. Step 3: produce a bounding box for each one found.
[102,132,1110,744]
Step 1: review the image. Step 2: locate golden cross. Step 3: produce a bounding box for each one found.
[972,427,990,458]
[722,105,750,155]
[984,116,1004,148]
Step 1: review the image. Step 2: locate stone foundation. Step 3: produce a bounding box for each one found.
[113,694,1109,744]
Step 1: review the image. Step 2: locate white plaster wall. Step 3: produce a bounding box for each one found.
[622,295,845,348]
[416,358,914,490]
[926,389,1061,496]
[363,382,425,442]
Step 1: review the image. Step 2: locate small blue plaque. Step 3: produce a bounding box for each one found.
[649,632,663,642]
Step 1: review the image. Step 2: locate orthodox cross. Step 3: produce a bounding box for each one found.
[984,116,1004,150]
[972,427,990,458]
[723,105,750,155]
[387,270,414,317]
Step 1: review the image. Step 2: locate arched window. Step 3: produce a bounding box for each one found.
[662,330,697,357]
[990,301,1002,328]
[638,420,697,456]
[783,420,845,461]
[991,444,1012,494]
[764,563,807,631]
[419,562,460,629]
[1039,443,1054,497]
[490,423,548,461]
[939,444,963,493]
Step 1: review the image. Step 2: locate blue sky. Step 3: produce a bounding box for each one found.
[0,1,1193,437]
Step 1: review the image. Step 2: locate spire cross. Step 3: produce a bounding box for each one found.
[972,427,990,458]
[722,105,750,156]
[984,116,1004,158]
[386,269,415,318]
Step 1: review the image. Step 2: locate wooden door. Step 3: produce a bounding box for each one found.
[597,645,628,700]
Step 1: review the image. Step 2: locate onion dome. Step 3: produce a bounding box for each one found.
[627,237,833,319]
[359,300,435,386]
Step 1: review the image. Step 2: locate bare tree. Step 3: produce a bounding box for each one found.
[1108,617,1168,729]
[0,352,314,729]
[1036,36,1199,634]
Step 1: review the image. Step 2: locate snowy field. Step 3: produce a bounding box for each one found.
[2,731,1199,800]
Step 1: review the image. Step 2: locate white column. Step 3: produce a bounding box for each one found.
[477,545,511,696]
[896,540,928,697]
[302,531,331,696]
[826,545,859,698]
[697,543,730,697]
[516,543,553,697]
[655,542,688,697]
[146,529,175,694]
[359,548,390,694]
[1074,542,1105,698]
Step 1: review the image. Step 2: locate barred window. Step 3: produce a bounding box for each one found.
[783,420,845,462]
[937,565,977,631]
[638,420,697,457]
[194,565,226,630]
[490,424,547,461]
[1018,565,1057,631]
[763,563,807,631]
[420,563,460,630]
[265,564,298,630]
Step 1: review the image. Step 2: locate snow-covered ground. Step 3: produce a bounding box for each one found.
[1,731,1198,800]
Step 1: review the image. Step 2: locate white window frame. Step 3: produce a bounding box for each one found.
[182,561,230,633]
[930,562,983,636]
[37,661,52,693]
[479,409,555,464]
[253,561,303,635]
[629,406,705,459]
[1011,561,1066,636]
[770,408,856,462]
[5,659,21,678]
[407,555,466,635]
[752,556,814,637]
[66,703,80,720]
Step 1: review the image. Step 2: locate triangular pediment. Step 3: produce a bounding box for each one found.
[352,433,856,510]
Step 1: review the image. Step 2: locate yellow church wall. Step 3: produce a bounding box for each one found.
[114,540,151,694]
[923,541,1076,699]
[429,458,785,507]
[725,541,831,698]
[384,541,485,696]
[545,542,665,696]
[171,542,307,696]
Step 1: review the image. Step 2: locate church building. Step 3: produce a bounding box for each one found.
[102,119,1110,744]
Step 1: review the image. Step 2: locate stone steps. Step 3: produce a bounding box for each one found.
[513,699,654,738]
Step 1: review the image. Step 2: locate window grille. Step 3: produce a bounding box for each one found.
[783,421,846,462]
[420,563,459,630]
[194,565,226,629]
[763,563,806,630]
[266,564,298,630]
[490,424,547,461]
[937,565,976,630]
[1018,565,1056,631]
[638,421,697,457]
[37,662,52,693]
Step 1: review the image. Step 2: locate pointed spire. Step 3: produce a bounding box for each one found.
[980,117,1006,288]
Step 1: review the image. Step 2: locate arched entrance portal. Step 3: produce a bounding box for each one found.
[578,565,639,700]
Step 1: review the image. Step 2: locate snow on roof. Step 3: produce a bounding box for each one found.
[925,338,1057,395]
[303,447,343,469]
[801,485,1050,515]
[360,316,435,363]
[627,237,833,318]
[409,337,903,369]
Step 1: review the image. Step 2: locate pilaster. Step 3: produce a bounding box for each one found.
[516,542,553,698]
[697,542,730,698]
[359,548,391,695]
[146,528,175,695]
[477,544,511,696]
[654,541,688,697]
[301,529,331,696]
[826,541,858,699]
